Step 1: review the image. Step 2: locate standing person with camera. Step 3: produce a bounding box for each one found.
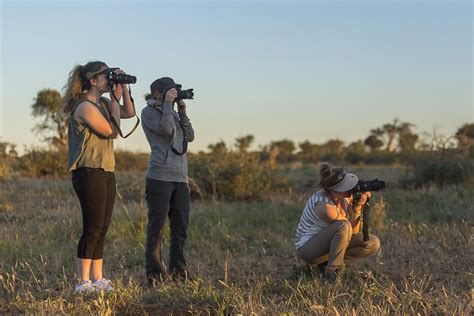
[61,61,136,293]
[295,163,381,282]
[141,77,195,286]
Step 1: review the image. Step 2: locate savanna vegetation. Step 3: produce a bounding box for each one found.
[0,88,472,314]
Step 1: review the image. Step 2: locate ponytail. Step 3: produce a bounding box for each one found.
[61,65,86,116]
[319,162,344,189]
[319,162,333,188]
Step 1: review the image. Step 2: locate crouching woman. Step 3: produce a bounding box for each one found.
[295,163,381,281]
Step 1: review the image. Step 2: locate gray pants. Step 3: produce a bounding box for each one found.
[145,178,190,280]
[297,220,380,272]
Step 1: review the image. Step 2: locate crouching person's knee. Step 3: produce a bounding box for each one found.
[334,220,352,240]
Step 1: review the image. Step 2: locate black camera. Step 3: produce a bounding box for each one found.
[175,84,194,101]
[107,70,137,85]
[351,179,385,242]
[350,179,385,193]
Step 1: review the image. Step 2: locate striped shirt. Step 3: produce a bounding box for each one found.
[294,190,346,250]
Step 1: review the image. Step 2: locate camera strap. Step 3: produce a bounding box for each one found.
[109,85,140,138]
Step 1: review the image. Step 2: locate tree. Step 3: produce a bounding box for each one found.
[298,140,322,162]
[364,135,383,152]
[455,123,474,148]
[269,139,295,162]
[0,141,17,158]
[369,119,419,153]
[370,119,401,153]
[397,122,418,152]
[31,89,67,149]
[234,135,255,153]
[208,141,228,155]
[345,140,367,164]
[322,139,344,154]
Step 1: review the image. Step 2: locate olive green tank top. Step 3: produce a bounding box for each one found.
[67,97,115,172]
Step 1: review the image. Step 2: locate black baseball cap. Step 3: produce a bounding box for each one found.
[150,77,180,94]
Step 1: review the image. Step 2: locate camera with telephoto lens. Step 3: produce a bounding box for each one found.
[350,178,385,204]
[175,84,194,101]
[107,69,137,85]
[350,179,385,193]
[350,179,385,242]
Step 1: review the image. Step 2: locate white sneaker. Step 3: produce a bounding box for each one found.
[74,280,94,293]
[93,278,114,292]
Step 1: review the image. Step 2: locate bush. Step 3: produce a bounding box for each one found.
[363,151,398,165]
[115,150,148,171]
[0,162,12,182]
[189,151,289,200]
[401,149,474,187]
[16,148,68,177]
[0,141,17,181]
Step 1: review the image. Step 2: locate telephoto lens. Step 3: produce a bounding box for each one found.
[108,72,137,84]
[177,88,194,100]
[351,179,385,193]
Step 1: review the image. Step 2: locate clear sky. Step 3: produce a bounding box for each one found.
[1,0,472,154]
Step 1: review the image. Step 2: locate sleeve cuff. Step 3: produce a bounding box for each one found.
[162,101,173,114]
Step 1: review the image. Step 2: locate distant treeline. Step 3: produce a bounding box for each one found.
[0,87,473,199]
[1,127,473,200]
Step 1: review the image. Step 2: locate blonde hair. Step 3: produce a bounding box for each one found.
[61,61,105,116]
[319,162,344,188]
[61,65,85,116]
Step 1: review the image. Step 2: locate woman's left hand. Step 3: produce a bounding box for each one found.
[110,69,125,102]
[355,192,372,207]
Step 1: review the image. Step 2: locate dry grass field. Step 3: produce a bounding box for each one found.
[0,166,472,314]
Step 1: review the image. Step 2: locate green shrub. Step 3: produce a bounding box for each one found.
[0,141,17,181]
[0,161,12,181]
[15,148,68,177]
[115,150,148,171]
[189,151,289,200]
[363,151,398,165]
[401,150,474,187]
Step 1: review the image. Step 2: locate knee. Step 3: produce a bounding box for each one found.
[83,228,101,240]
[334,220,352,235]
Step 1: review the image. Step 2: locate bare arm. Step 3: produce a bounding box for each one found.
[73,102,118,139]
[316,203,345,223]
[119,85,136,118]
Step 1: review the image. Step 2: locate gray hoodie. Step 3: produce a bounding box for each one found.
[141,100,194,183]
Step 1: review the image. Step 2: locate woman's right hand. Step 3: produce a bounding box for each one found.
[164,88,178,103]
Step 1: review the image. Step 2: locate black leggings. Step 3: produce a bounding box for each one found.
[72,167,116,259]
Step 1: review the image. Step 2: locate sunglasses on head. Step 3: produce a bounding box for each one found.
[327,168,347,187]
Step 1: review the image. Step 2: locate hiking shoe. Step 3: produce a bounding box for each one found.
[147,272,169,287]
[93,278,114,292]
[74,280,94,293]
[171,269,191,282]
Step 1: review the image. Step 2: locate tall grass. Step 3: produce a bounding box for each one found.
[0,171,472,314]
